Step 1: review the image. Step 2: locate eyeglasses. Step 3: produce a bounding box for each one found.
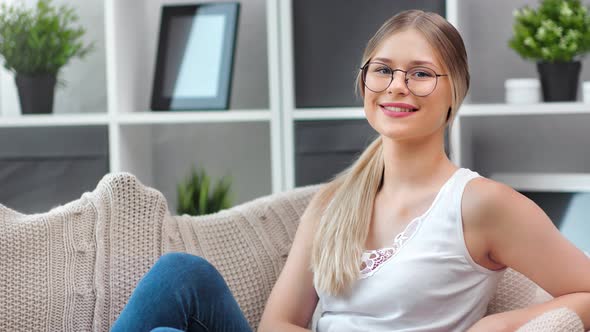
[360,61,448,97]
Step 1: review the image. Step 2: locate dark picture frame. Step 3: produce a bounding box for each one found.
[151,3,240,111]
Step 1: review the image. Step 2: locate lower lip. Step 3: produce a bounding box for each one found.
[380,105,418,118]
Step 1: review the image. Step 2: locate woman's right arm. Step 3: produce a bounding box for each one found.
[257,190,329,332]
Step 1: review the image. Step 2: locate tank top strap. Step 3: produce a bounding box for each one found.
[454,168,481,192]
[448,168,483,228]
[453,168,482,196]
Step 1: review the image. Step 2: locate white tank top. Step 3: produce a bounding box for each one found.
[315,168,506,332]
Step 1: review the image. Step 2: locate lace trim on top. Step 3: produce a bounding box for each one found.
[358,168,464,279]
[359,216,422,279]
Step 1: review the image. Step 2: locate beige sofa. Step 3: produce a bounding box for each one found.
[0,173,585,332]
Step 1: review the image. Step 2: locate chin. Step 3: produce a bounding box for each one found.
[376,128,412,141]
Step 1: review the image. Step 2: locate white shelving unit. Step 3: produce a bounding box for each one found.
[488,173,590,192]
[2,0,590,213]
[0,114,110,127]
[461,102,590,116]
[280,0,590,198]
[293,108,365,121]
[115,111,272,125]
[451,102,590,193]
[106,0,283,208]
[0,0,283,210]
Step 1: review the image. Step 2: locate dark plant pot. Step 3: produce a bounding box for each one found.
[15,74,57,114]
[537,61,581,102]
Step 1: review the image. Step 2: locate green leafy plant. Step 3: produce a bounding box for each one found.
[0,0,94,75]
[509,0,590,62]
[177,167,233,216]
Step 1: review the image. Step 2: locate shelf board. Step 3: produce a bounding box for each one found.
[292,103,590,121]
[461,102,590,117]
[293,108,364,120]
[117,110,271,125]
[489,172,590,192]
[0,113,109,127]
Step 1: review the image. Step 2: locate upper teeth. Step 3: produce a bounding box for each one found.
[383,106,415,112]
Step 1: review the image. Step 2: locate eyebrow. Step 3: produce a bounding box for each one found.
[372,57,439,69]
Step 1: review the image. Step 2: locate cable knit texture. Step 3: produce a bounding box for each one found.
[168,182,319,330]
[0,192,97,331]
[92,173,169,331]
[516,307,585,332]
[0,172,585,331]
[487,268,541,315]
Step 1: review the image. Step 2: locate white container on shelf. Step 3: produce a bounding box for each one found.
[504,78,541,104]
[583,81,590,103]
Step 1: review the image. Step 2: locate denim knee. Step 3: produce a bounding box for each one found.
[150,327,184,332]
[155,252,224,288]
[158,252,212,268]
[157,252,215,271]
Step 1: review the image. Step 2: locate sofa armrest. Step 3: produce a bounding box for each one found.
[515,307,585,332]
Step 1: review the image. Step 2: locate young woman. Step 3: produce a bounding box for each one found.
[111,9,590,332]
[259,9,590,332]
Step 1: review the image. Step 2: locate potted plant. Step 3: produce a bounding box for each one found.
[177,167,233,216]
[509,0,590,101]
[0,0,93,114]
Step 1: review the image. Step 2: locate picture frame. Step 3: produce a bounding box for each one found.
[151,3,240,111]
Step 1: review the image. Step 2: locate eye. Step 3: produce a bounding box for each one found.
[409,67,435,79]
[372,66,392,75]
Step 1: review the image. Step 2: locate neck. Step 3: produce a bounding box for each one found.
[379,133,457,198]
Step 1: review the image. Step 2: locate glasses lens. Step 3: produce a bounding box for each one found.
[363,63,393,92]
[406,67,437,96]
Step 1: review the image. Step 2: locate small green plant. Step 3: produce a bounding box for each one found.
[509,0,590,62]
[177,167,232,216]
[0,0,94,75]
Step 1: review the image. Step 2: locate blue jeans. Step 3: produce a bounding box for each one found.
[110,252,253,332]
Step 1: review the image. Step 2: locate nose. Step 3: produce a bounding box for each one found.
[387,70,410,94]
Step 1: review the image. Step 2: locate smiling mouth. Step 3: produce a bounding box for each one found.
[380,105,418,112]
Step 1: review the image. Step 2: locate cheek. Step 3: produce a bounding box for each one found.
[435,81,453,105]
[363,93,380,125]
[363,91,381,118]
[363,89,379,106]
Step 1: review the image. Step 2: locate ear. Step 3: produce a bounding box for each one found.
[445,107,452,123]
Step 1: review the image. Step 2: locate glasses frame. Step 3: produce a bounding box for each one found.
[360,61,448,97]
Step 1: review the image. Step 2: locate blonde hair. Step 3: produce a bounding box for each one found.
[311,10,470,296]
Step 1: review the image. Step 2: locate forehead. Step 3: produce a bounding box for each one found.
[372,29,443,70]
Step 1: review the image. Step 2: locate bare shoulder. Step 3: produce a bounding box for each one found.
[461,177,548,270]
[462,176,533,225]
[462,176,590,299]
[462,174,558,235]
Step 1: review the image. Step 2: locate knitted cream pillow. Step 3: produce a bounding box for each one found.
[91,173,170,332]
[0,172,171,332]
[165,184,320,331]
[0,191,98,331]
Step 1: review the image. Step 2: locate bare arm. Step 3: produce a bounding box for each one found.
[464,179,590,331]
[257,189,330,332]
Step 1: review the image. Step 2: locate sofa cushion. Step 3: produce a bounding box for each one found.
[2,172,582,332]
[92,173,170,332]
[0,187,98,331]
[516,307,585,332]
[166,184,321,331]
[486,268,541,315]
[0,172,171,332]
